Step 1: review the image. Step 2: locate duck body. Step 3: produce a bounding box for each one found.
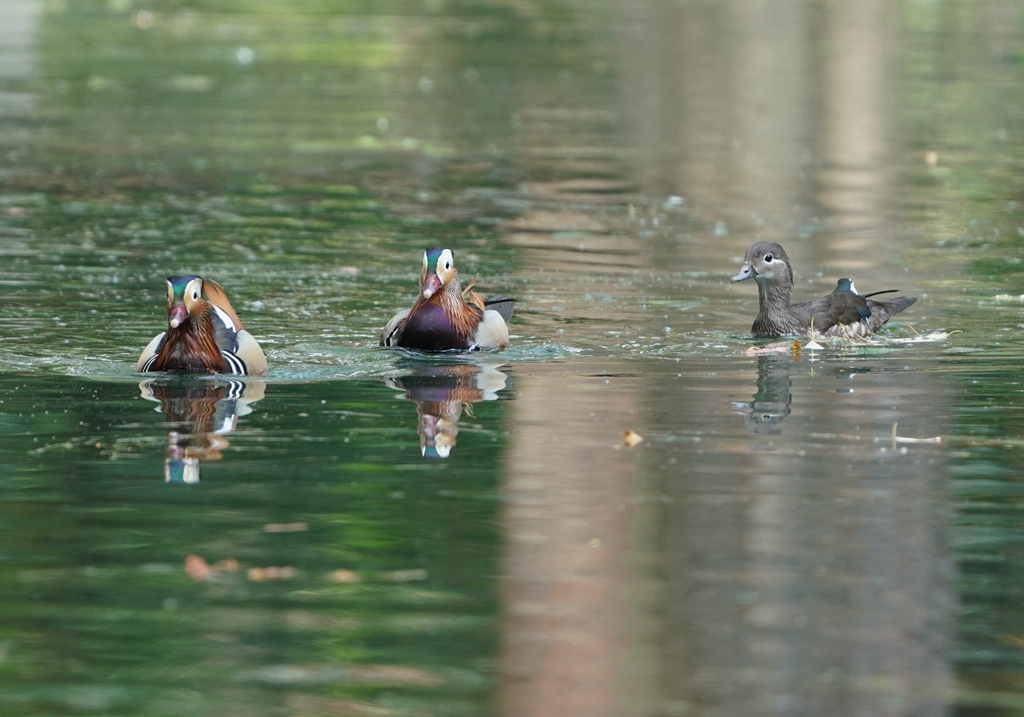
[731,242,916,338]
[138,275,267,376]
[396,302,472,352]
[380,247,514,352]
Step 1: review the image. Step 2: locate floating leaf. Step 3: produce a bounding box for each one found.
[623,430,644,447]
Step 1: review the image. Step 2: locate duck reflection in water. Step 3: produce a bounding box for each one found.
[386,363,509,458]
[139,377,266,483]
[731,354,794,435]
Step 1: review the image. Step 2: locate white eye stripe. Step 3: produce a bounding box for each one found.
[184,279,205,302]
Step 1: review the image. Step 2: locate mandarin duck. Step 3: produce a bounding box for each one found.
[137,275,267,376]
[731,242,916,338]
[380,247,514,351]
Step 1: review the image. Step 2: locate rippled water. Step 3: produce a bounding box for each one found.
[3,2,1024,716]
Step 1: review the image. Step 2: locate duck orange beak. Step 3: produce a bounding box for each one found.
[421,273,442,299]
[168,303,188,328]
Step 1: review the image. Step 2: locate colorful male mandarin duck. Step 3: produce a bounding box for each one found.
[380,247,514,351]
[731,242,916,338]
[137,275,268,376]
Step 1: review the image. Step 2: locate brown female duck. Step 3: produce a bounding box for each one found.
[731,242,916,338]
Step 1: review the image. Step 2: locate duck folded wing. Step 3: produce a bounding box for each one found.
[380,309,411,347]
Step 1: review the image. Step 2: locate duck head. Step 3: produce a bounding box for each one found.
[833,277,859,295]
[730,242,794,288]
[420,247,457,299]
[166,275,205,329]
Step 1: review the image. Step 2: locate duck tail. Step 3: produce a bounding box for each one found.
[484,295,516,324]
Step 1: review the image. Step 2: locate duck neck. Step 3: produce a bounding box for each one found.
[757,277,793,315]
[437,281,480,338]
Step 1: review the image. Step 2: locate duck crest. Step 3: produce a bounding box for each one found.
[424,246,446,273]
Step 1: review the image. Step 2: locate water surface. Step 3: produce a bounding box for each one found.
[2,2,1024,716]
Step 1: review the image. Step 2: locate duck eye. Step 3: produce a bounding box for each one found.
[192,290,199,300]
[764,253,773,263]
[444,260,451,270]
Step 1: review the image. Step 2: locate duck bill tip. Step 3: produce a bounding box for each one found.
[168,304,188,328]
[421,274,442,299]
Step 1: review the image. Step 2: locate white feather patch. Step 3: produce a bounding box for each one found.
[470,310,510,350]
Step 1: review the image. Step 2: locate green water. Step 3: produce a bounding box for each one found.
[2,1,1024,715]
